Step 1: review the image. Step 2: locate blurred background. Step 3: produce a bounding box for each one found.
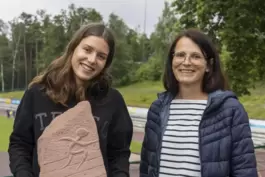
[0,0,265,176]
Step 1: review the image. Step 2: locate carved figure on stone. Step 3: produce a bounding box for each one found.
[58,128,98,169]
[37,101,106,177]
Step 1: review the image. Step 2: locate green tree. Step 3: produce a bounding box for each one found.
[171,0,265,95]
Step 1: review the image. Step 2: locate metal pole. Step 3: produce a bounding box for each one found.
[143,0,147,34]
[142,0,147,61]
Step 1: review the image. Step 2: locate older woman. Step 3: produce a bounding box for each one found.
[140,29,258,177]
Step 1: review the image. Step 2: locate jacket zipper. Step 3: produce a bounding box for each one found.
[157,99,171,177]
[199,99,211,177]
[198,114,203,176]
[157,111,166,177]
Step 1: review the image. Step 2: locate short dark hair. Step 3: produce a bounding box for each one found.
[163,29,229,96]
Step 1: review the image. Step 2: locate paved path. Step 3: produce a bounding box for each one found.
[0,152,141,177]
[0,152,11,177]
[130,164,140,177]
[132,131,144,142]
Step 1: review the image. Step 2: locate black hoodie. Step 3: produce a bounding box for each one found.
[8,84,133,177]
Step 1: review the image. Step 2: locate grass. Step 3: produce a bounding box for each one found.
[119,81,265,120]
[0,91,24,100]
[0,81,265,119]
[118,81,164,108]
[238,83,265,119]
[0,116,13,151]
[130,141,142,154]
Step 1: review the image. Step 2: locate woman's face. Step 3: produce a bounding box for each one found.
[71,36,109,84]
[172,37,209,87]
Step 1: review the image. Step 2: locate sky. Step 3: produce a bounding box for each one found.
[0,0,166,35]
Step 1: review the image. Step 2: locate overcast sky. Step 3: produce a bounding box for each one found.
[0,0,166,35]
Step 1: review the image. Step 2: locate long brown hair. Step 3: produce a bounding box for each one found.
[29,22,115,105]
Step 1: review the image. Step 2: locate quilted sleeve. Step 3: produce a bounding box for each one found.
[231,103,258,177]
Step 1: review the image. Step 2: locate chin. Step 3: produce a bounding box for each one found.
[76,74,95,82]
[178,79,198,85]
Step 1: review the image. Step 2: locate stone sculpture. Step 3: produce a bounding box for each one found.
[37,101,106,177]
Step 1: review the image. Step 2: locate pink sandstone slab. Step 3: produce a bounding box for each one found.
[37,101,106,177]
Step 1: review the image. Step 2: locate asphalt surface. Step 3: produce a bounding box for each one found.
[0,152,141,177]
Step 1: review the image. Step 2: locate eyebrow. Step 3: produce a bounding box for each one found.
[175,51,203,55]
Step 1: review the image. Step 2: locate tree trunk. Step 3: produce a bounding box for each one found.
[1,60,4,92]
[36,39,39,74]
[11,24,21,91]
[24,33,28,87]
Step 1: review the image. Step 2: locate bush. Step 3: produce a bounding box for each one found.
[135,56,163,81]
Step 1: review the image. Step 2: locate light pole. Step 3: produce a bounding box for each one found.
[142,0,147,61]
[143,0,147,35]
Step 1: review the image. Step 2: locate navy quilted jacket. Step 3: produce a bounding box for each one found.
[140,90,258,177]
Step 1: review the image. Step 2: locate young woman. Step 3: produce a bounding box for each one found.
[8,22,133,177]
[140,29,258,177]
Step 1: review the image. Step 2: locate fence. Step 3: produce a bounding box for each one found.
[127,106,265,149]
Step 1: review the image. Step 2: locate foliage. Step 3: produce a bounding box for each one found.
[0,0,264,97]
[171,0,265,96]
[135,56,163,81]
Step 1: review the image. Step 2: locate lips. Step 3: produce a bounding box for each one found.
[80,63,95,72]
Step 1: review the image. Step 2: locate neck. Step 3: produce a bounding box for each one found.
[75,77,90,90]
[177,84,208,100]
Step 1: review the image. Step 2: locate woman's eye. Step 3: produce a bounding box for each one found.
[84,47,92,53]
[193,55,203,59]
[98,55,106,60]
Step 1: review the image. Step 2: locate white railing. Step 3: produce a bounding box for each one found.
[127,106,265,148]
[0,98,264,148]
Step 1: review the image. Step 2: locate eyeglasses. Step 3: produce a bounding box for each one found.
[173,52,205,63]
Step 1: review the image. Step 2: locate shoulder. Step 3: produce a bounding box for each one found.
[146,97,165,124]
[99,88,128,111]
[224,96,242,108]
[210,90,245,115]
[21,84,49,105]
[107,88,125,103]
[221,97,252,133]
[148,91,172,115]
[15,84,44,111]
[228,98,248,119]
[21,84,43,98]
[222,95,245,113]
[149,98,163,113]
[108,87,123,98]
[221,95,249,124]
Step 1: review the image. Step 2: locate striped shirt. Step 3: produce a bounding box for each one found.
[158,99,207,177]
